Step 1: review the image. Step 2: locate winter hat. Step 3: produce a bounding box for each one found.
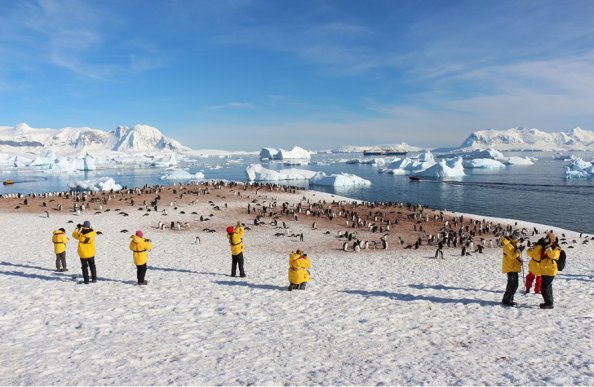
[227,226,234,234]
[135,230,143,238]
[82,220,91,228]
[510,231,522,240]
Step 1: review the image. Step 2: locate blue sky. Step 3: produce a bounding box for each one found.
[1,0,594,150]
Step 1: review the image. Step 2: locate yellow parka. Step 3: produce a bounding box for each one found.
[129,235,152,266]
[227,226,245,256]
[534,245,561,277]
[526,244,543,276]
[501,236,521,273]
[52,230,68,254]
[72,227,96,259]
[288,251,311,285]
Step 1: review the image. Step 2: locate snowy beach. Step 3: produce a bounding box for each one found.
[0,183,593,385]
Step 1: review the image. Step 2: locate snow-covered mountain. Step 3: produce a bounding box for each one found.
[0,123,190,155]
[458,127,594,151]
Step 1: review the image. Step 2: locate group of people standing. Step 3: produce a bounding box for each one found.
[501,231,562,309]
[52,220,152,285]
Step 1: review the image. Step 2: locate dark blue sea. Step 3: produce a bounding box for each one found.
[1,152,593,233]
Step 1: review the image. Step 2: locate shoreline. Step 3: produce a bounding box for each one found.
[0,181,587,256]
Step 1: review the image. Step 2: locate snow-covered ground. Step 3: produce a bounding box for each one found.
[0,190,593,385]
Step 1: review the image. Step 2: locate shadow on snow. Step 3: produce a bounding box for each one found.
[408,283,501,294]
[215,280,287,291]
[341,289,501,306]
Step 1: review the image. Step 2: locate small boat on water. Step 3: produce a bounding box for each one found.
[3,179,14,185]
[409,176,420,182]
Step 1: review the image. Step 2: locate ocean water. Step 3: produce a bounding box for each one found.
[1,152,593,233]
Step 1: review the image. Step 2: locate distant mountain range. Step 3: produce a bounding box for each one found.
[0,123,189,155]
[457,127,594,151]
[1,123,592,157]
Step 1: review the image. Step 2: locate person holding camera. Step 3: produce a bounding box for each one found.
[72,220,97,284]
[227,221,246,278]
[532,233,561,309]
[500,231,523,306]
[129,230,152,285]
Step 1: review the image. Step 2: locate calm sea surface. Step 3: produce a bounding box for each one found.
[1,152,593,233]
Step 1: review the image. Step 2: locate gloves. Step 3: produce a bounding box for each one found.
[76,224,81,229]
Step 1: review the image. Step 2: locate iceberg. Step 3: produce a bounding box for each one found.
[463,158,506,169]
[504,156,534,166]
[259,146,311,161]
[382,151,437,175]
[245,164,317,181]
[416,158,465,178]
[160,169,205,180]
[68,177,122,192]
[564,157,593,179]
[151,153,178,167]
[310,172,371,187]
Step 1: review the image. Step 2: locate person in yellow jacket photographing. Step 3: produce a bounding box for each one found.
[130,230,152,285]
[532,233,561,309]
[227,221,246,278]
[72,220,97,284]
[501,231,522,306]
[288,249,311,291]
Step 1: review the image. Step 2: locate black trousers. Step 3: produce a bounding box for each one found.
[541,275,555,305]
[503,272,519,303]
[136,264,147,284]
[80,257,96,283]
[55,252,67,270]
[231,252,245,277]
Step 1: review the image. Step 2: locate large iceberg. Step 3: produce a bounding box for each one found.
[68,177,122,192]
[245,164,317,181]
[310,172,372,187]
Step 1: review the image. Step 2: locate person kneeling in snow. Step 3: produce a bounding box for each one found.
[525,237,545,294]
[130,230,152,285]
[288,249,311,291]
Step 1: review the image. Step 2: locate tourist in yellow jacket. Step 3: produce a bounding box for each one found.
[288,249,311,291]
[227,222,246,277]
[501,231,522,306]
[72,220,97,284]
[525,238,546,294]
[129,230,152,285]
[52,228,69,272]
[532,233,561,309]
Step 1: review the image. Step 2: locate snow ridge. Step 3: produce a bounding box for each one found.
[460,127,594,151]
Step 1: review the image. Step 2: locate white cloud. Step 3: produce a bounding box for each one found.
[204,102,255,111]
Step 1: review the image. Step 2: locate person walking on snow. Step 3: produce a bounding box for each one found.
[227,221,246,277]
[52,228,69,272]
[129,230,152,285]
[525,237,545,294]
[72,220,97,284]
[532,233,561,309]
[288,249,311,291]
[501,231,523,306]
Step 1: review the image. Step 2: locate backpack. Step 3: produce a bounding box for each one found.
[557,249,566,271]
